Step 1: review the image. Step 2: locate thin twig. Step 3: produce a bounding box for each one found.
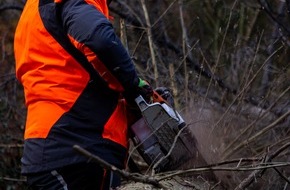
[140,0,159,86]
[211,44,283,134]
[273,167,290,184]
[222,85,290,158]
[205,157,262,168]
[152,124,188,173]
[224,109,290,158]
[151,0,177,28]
[178,0,190,108]
[157,162,290,182]
[73,145,166,189]
[198,0,239,120]
[126,117,173,170]
[0,176,26,182]
[234,141,290,189]
[258,0,290,34]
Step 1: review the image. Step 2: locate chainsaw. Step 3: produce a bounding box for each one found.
[129,87,196,172]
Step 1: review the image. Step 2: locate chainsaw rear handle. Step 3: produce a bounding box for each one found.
[135,95,151,112]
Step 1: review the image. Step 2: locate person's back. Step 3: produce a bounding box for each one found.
[14,0,152,189]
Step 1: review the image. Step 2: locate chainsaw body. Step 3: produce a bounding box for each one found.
[130,90,195,172]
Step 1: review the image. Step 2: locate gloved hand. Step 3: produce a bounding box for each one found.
[124,78,153,105]
[137,78,153,103]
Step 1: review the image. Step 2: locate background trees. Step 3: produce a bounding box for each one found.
[0,0,26,189]
[0,0,289,189]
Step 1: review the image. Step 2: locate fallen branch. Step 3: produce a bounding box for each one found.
[234,141,290,190]
[157,162,290,182]
[205,157,262,168]
[74,145,290,188]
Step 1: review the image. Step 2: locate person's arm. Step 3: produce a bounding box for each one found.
[61,0,139,91]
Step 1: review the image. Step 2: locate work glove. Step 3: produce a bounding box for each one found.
[137,78,153,103]
[124,78,153,106]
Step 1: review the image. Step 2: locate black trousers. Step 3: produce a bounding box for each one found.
[25,162,121,190]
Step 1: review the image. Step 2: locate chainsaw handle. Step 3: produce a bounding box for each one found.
[135,89,171,112]
[152,90,167,104]
[135,95,149,112]
[135,92,167,112]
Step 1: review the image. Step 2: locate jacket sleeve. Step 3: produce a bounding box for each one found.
[60,0,139,91]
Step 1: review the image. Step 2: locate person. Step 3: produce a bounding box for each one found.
[14,0,152,189]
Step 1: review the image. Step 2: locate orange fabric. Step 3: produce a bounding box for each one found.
[102,99,128,148]
[25,101,65,139]
[68,35,124,92]
[14,0,90,139]
[85,0,109,18]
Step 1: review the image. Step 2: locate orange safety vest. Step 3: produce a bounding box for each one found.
[14,0,138,173]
